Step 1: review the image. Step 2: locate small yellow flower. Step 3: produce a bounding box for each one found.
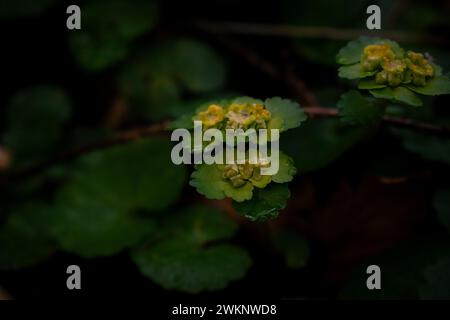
[194,104,225,129]
[376,59,407,86]
[405,51,434,86]
[225,103,271,129]
[361,44,395,71]
[222,161,271,188]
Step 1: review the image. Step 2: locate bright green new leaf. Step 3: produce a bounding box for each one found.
[272,153,297,183]
[264,97,307,131]
[358,78,387,90]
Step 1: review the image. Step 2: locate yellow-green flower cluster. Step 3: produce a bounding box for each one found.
[193,102,271,130]
[221,162,271,189]
[361,44,434,87]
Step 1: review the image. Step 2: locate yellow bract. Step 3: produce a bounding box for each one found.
[194,104,225,129]
[225,103,271,129]
[361,44,395,72]
[360,43,434,87]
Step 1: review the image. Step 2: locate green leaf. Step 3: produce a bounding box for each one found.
[69,0,158,71]
[433,189,450,232]
[336,37,403,65]
[420,256,450,299]
[281,118,371,174]
[358,78,387,90]
[132,206,251,293]
[338,90,385,125]
[2,86,71,166]
[272,152,297,183]
[233,183,290,221]
[272,231,309,269]
[190,164,228,200]
[0,204,54,269]
[50,138,187,257]
[391,128,450,165]
[406,76,450,96]
[338,64,377,80]
[264,97,307,131]
[173,39,227,93]
[51,197,156,258]
[370,87,423,107]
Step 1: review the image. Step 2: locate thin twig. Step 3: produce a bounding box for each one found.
[195,21,449,45]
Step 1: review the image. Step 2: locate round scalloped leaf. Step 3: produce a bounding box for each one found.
[338,64,377,80]
[233,183,290,221]
[69,0,158,71]
[336,37,404,65]
[264,97,307,132]
[133,241,251,293]
[358,78,387,90]
[434,189,450,232]
[132,205,251,293]
[0,204,54,270]
[272,152,297,183]
[190,164,227,200]
[338,90,385,125]
[369,87,422,107]
[406,76,450,96]
[49,138,186,257]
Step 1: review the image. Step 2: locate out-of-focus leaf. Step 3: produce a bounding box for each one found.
[391,128,450,165]
[433,189,450,232]
[0,0,57,20]
[172,39,226,93]
[2,86,71,166]
[50,138,187,257]
[406,76,450,96]
[369,87,422,107]
[0,204,54,269]
[118,38,226,120]
[132,205,251,293]
[69,0,158,71]
[272,231,309,269]
[233,183,290,221]
[420,256,450,299]
[282,118,370,174]
[338,90,384,125]
[340,239,450,299]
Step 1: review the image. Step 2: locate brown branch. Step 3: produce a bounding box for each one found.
[195,21,449,45]
[3,109,449,183]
